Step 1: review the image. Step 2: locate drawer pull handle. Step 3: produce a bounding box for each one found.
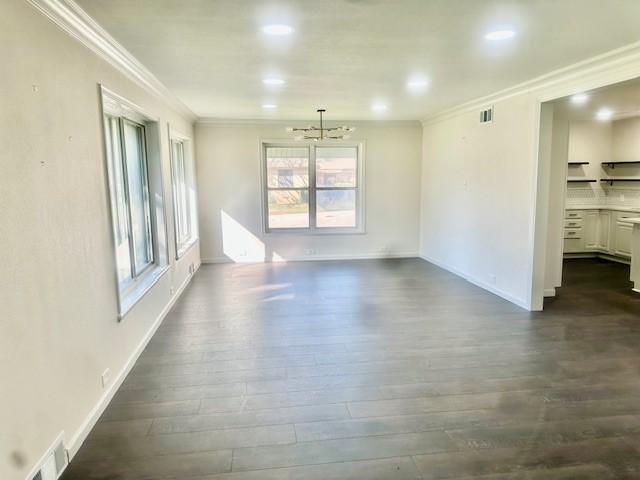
[568,232,576,235]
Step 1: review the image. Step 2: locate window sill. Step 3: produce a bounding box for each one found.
[118,265,170,321]
[265,228,366,236]
[176,237,199,260]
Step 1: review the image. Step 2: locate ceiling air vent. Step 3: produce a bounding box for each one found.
[480,106,493,124]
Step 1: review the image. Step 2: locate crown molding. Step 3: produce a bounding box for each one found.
[26,0,196,121]
[196,117,421,127]
[422,41,640,126]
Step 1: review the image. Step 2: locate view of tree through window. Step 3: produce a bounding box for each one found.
[266,147,310,228]
[316,147,357,228]
[265,145,359,230]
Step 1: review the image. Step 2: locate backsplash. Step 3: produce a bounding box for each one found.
[566,185,640,207]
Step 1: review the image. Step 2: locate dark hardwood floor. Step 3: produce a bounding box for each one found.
[63,258,640,479]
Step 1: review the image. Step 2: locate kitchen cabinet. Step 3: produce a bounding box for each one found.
[584,211,599,250]
[597,210,611,251]
[614,213,633,258]
[564,208,636,261]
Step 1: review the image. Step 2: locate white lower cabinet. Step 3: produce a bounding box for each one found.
[614,216,633,258]
[584,211,598,250]
[564,208,635,260]
[598,211,611,251]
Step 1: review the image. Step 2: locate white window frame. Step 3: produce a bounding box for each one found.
[169,127,198,259]
[100,86,170,319]
[261,141,365,234]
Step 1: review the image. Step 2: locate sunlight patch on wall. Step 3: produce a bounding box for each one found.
[221,210,266,262]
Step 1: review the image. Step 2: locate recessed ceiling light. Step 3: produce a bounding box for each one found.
[407,77,430,91]
[372,103,388,112]
[570,93,589,105]
[262,104,277,109]
[596,108,613,121]
[263,77,285,86]
[261,24,294,36]
[484,29,516,41]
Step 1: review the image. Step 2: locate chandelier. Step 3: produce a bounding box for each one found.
[286,109,355,141]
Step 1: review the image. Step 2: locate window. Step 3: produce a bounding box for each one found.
[170,135,197,258]
[263,143,363,233]
[101,87,169,317]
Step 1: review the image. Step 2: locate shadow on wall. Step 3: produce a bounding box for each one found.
[221,210,285,262]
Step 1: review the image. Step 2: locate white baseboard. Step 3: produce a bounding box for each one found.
[65,263,200,460]
[543,288,556,297]
[418,254,530,310]
[201,252,419,264]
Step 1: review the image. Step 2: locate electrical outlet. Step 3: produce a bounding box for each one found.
[170,286,175,295]
[101,368,111,388]
[489,274,497,285]
[620,194,625,202]
[305,249,316,255]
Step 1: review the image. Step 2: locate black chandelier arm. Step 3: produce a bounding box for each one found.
[286,109,353,140]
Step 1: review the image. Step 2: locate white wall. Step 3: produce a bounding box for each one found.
[569,120,612,166]
[0,2,199,479]
[420,95,537,308]
[419,42,640,310]
[543,107,570,295]
[613,116,640,161]
[195,121,422,263]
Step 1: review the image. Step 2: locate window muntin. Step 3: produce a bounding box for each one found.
[104,115,154,287]
[263,143,362,232]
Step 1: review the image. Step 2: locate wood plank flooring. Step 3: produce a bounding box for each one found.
[62,258,640,479]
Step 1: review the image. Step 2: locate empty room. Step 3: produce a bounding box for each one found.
[4,0,640,479]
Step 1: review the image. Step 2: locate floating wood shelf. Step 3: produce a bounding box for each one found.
[568,162,589,166]
[601,161,640,169]
[600,178,640,186]
[567,179,597,183]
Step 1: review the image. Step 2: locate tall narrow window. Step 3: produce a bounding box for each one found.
[170,137,196,257]
[263,143,363,233]
[104,116,154,285]
[101,86,169,318]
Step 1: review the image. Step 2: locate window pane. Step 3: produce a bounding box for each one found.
[172,141,190,246]
[268,190,309,228]
[123,121,153,273]
[104,116,132,283]
[316,147,357,187]
[316,189,356,228]
[266,147,309,188]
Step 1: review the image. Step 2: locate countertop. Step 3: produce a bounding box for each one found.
[566,206,640,213]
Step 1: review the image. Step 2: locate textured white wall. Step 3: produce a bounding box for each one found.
[195,121,422,262]
[0,2,198,479]
[613,116,640,161]
[420,95,537,308]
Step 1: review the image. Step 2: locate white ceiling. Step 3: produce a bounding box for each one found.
[75,0,640,121]
[554,77,640,122]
